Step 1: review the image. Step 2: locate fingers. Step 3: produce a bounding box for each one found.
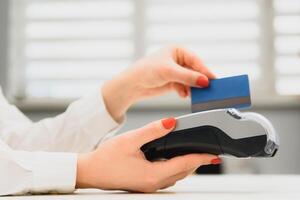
[155,154,219,178]
[129,118,176,146]
[152,154,220,191]
[174,46,216,79]
[172,83,189,98]
[166,63,210,88]
[141,154,220,192]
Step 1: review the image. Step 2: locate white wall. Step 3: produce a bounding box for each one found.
[0,0,9,94]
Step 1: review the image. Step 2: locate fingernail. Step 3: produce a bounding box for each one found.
[211,158,222,165]
[162,117,176,129]
[196,76,209,87]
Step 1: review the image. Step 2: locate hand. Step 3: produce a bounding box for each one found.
[76,117,220,193]
[102,45,216,122]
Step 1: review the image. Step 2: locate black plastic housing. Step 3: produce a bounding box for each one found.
[141,125,276,161]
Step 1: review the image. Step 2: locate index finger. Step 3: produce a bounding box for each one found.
[173,46,217,79]
[152,153,218,178]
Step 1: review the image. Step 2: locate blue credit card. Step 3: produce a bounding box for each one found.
[191,74,251,112]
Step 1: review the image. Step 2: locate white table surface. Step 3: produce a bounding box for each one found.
[3,175,300,200]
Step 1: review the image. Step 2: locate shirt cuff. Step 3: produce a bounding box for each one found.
[10,151,77,194]
[31,152,77,193]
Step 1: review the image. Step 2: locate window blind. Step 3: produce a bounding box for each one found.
[274,0,300,95]
[10,0,300,103]
[145,0,261,80]
[22,0,134,98]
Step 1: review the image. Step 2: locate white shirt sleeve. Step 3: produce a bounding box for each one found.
[0,88,124,152]
[0,87,124,195]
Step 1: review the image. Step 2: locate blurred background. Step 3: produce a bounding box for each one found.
[0,0,299,174]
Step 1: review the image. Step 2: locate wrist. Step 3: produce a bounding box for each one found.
[76,153,92,189]
[102,72,140,122]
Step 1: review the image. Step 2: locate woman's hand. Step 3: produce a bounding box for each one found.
[102,46,216,122]
[76,118,220,192]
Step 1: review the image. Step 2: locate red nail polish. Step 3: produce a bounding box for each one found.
[211,158,222,165]
[196,76,209,87]
[162,117,176,129]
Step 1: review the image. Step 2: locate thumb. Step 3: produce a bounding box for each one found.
[167,63,210,88]
[156,154,220,178]
[129,117,176,146]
